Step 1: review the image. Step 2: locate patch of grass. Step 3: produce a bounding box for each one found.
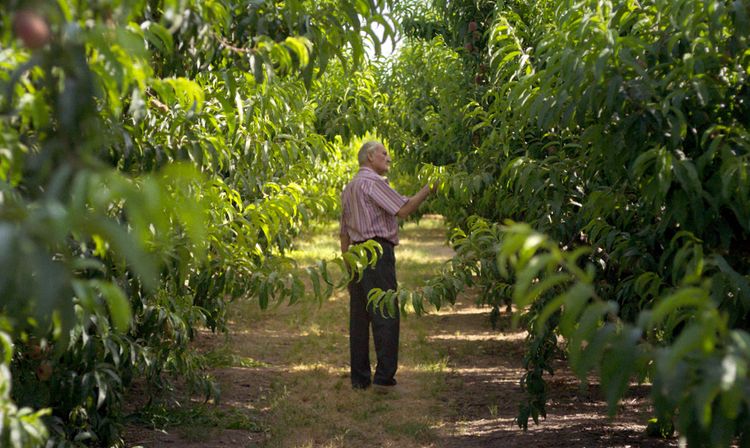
[352,401,391,421]
[384,420,437,443]
[488,404,499,418]
[288,221,341,266]
[202,345,269,368]
[417,355,450,373]
[226,216,456,448]
[132,402,263,438]
[406,356,452,399]
[405,326,449,365]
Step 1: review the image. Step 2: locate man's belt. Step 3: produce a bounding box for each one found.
[353,236,394,247]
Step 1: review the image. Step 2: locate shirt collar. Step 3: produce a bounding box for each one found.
[358,166,385,179]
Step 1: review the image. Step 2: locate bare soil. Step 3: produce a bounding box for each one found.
[415,304,675,448]
[123,218,677,448]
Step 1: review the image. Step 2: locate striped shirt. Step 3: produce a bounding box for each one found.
[340,167,408,245]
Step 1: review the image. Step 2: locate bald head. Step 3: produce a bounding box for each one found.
[358,141,383,166]
[358,141,392,175]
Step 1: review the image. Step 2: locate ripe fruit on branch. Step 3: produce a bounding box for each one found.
[468,21,478,33]
[13,10,50,49]
[464,42,474,53]
[36,361,53,381]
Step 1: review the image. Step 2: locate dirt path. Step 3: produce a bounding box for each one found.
[124,217,675,447]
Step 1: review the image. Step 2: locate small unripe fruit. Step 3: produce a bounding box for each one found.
[468,21,478,33]
[36,361,53,381]
[473,30,481,41]
[13,10,50,49]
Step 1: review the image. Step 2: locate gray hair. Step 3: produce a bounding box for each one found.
[358,141,382,166]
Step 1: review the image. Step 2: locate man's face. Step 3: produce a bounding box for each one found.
[369,145,391,175]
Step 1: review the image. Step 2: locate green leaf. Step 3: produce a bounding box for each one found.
[600,327,640,416]
[0,332,12,365]
[156,78,205,112]
[307,267,322,299]
[142,21,174,55]
[86,217,159,292]
[91,280,132,332]
[285,37,311,67]
[557,282,596,337]
[649,287,709,328]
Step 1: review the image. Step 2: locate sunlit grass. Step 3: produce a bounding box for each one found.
[288,215,454,291]
[132,402,263,441]
[397,215,454,289]
[287,221,341,266]
[384,420,437,443]
[243,215,457,447]
[130,214,529,447]
[413,356,450,374]
[202,345,270,368]
[166,215,467,447]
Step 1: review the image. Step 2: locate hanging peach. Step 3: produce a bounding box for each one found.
[13,10,50,49]
[36,361,53,381]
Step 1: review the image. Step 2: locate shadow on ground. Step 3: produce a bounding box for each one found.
[124,217,677,447]
[124,298,677,448]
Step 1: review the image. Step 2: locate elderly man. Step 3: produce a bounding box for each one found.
[339,141,434,390]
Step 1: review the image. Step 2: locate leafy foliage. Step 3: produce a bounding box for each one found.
[3,0,749,445]
[376,0,750,445]
[0,0,393,444]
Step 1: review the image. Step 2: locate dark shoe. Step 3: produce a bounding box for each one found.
[373,378,397,387]
[352,382,371,390]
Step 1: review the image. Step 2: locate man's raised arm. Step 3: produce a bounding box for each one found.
[396,184,434,219]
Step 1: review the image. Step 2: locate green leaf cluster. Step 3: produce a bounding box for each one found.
[1,0,394,444]
[377,0,750,445]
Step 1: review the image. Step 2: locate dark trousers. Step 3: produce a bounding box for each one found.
[349,238,399,388]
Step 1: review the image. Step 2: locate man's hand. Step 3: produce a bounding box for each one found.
[340,231,351,254]
[396,183,433,219]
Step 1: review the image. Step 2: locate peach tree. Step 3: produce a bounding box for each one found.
[0,0,391,445]
[375,0,750,446]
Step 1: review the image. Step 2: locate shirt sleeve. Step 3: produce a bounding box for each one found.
[339,190,348,236]
[367,178,408,216]
[339,213,347,236]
